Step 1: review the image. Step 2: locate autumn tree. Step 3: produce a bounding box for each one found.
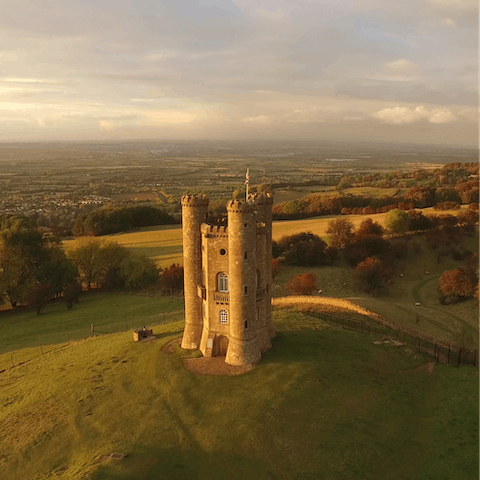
[271,258,282,279]
[285,273,318,296]
[438,268,477,301]
[356,218,385,237]
[161,263,184,293]
[326,219,355,249]
[354,257,393,296]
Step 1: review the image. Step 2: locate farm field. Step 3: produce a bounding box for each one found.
[274,186,406,204]
[63,206,467,268]
[0,311,477,480]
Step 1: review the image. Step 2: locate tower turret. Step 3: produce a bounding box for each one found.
[181,194,209,349]
[250,192,275,339]
[225,199,262,365]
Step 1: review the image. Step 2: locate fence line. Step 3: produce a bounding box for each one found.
[300,309,477,367]
[0,310,184,373]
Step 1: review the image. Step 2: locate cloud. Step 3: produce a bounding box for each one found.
[98,120,117,131]
[384,59,416,70]
[256,8,286,21]
[373,106,457,124]
[441,18,457,28]
[242,115,271,124]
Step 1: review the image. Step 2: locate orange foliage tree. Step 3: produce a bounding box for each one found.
[285,273,318,296]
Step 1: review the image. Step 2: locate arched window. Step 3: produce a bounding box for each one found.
[217,272,229,292]
[219,309,228,324]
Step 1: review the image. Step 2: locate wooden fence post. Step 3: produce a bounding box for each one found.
[474,349,477,367]
[90,324,94,335]
[40,344,44,356]
[457,348,461,368]
[448,344,451,364]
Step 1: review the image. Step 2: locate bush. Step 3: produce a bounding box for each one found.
[285,273,318,296]
[354,257,393,296]
[161,264,184,293]
[277,232,330,266]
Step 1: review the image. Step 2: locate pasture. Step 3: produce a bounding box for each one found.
[0,311,477,480]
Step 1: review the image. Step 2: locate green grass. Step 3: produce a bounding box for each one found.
[0,292,184,368]
[0,311,477,480]
[274,232,479,348]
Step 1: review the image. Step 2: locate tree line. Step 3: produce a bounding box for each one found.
[72,205,177,236]
[274,207,479,298]
[0,220,184,314]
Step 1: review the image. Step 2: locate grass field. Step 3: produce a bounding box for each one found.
[63,206,467,268]
[0,311,477,480]
[0,293,184,370]
[274,233,479,348]
[60,207,478,347]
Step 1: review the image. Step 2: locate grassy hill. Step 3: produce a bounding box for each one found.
[0,311,477,480]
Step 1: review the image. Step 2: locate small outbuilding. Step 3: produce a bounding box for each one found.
[133,327,153,341]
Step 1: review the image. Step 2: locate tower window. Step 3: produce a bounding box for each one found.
[244,321,248,329]
[244,286,248,295]
[244,251,248,260]
[220,248,226,256]
[217,272,229,292]
[220,310,228,324]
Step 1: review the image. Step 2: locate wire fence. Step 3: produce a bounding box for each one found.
[303,310,478,367]
[0,310,184,373]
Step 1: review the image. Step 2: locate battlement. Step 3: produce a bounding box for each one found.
[226,199,255,213]
[201,223,228,237]
[181,194,209,207]
[248,192,274,205]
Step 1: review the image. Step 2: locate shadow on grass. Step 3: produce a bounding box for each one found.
[90,445,272,480]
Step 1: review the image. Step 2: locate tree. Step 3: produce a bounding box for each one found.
[354,257,393,296]
[326,219,355,249]
[285,273,318,296]
[278,232,329,266]
[161,264,184,293]
[271,258,282,280]
[120,253,160,289]
[438,268,477,301]
[357,218,384,237]
[24,283,51,314]
[385,209,410,235]
[64,281,83,309]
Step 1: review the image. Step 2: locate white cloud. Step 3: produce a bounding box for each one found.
[373,105,457,124]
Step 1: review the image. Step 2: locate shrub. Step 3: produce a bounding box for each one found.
[277,232,330,266]
[272,258,282,279]
[354,257,393,296]
[285,273,318,296]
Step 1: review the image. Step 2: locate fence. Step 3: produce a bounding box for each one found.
[302,309,478,367]
[0,310,184,373]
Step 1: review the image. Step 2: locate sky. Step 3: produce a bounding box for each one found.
[0,0,478,146]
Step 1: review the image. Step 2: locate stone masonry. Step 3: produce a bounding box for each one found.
[180,193,275,366]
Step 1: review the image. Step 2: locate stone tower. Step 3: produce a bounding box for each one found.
[181,192,275,366]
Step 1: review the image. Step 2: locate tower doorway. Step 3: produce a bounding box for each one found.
[213,335,229,356]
